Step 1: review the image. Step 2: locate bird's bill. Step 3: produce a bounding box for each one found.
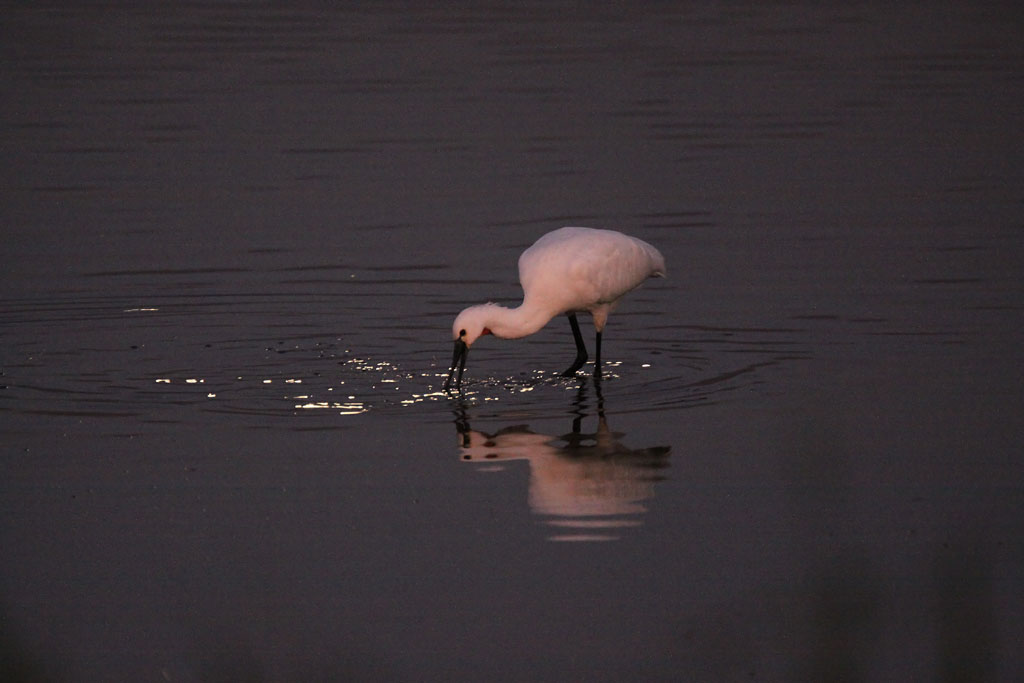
[444,339,468,391]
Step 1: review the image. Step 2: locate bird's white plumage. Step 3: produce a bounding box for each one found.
[518,227,665,330]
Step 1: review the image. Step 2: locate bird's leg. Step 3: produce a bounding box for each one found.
[594,330,603,377]
[560,312,588,376]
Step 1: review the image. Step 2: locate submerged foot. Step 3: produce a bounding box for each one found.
[560,352,588,377]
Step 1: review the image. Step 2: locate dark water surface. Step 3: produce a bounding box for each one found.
[3,2,1023,680]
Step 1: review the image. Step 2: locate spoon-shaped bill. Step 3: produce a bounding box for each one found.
[444,339,468,390]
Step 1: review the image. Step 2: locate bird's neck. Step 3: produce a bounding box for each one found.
[484,300,555,340]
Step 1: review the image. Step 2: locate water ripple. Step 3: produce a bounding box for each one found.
[0,287,806,426]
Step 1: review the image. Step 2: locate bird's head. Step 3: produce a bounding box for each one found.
[451,304,497,347]
[444,304,497,391]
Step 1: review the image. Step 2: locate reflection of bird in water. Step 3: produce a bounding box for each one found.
[455,381,670,541]
[445,226,665,390]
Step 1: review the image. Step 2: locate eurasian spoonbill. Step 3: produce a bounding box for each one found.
[444,226,665,390]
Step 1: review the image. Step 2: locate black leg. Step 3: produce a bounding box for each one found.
[594,330,602,377]
[560,312,588,376]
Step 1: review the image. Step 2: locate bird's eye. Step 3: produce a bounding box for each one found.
[459,329,466,337]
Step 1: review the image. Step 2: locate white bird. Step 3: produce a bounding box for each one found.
[444,226,665,390]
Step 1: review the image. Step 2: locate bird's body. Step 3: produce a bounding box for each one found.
[444,227,665,390]
[518,227,665,332]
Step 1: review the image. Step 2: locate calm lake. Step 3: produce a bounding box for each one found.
[2,2,1022,680]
